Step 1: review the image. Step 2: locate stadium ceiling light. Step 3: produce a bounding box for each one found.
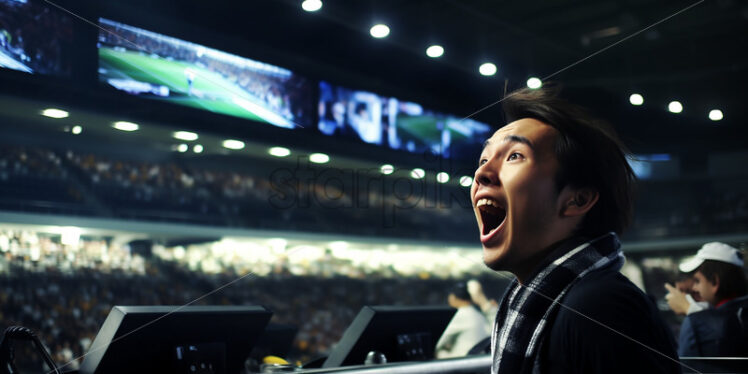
[668,101,683,114]
[41,108,69,119]
[459,176,473,187]
[370,24,390,38]
[113,121,139,132]
[177,144,189,153]
[301,0,322,12]
[193,144,204,153]
[527,77,542,89]
[426,45,444,58]
[71,126,83,135]
[436,172,450,184]
[222,139,245,150]
[479,62,497,76]
[629,93,644,106]
[309,153,330,164]
[410,168,425,179]
[269,147,291,157]
[173,131,198,141]
[380,164,395,175]
[709,109,723,121]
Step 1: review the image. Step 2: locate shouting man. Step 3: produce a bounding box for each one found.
[472,86,680,373]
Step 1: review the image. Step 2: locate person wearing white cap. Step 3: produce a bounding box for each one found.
[675,242,748,357]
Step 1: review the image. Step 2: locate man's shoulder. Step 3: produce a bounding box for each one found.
[687,295,748,325]
[542,267,680,373]
[559,267,651,316]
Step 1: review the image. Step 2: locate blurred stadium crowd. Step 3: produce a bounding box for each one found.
[0,143,745,369]
[1,145,747,241]
[0,145,476,241]
[0,228,510,368]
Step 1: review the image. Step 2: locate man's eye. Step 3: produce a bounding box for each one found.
[507,152,522,161]
[478,159,487,166]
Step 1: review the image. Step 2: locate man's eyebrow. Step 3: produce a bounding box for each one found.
[502,135,533,149]
[482,135,533,152]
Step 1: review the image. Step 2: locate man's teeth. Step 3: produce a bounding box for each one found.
[476,198,498,207]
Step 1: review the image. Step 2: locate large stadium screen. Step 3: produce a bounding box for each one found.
[318,80,392,145]
[97,18,313,129]
[319,81,492,159]
[393,102,491,159]
[0,0,73,76]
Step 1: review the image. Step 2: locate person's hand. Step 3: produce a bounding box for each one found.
[664,283,690,315]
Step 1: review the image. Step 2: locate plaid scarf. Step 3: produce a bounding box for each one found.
[491,233,625,374]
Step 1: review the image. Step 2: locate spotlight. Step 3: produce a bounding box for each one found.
[426,45,444,58]
[222,139,245,150]
[309,153,329,164]
[526,77,542,89]
[41,108,69,119]
[668,101,683,114]
[709,109,723,121]
[479,63,497,76]
[71,126,82,135]
[301,0,322,12]
[177,144,188,153]
[193,144,204,153]
[269,147,291,157]
[459,176,473,187]
[113,121,139,132]
[436,172,449,183]
[380,164,395,175]
[629,94,644,106]
[410,168,425,179]
[370,24,390,38]
[173,131,198,141]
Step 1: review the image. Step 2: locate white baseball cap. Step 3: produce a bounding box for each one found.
[679,242,744,273]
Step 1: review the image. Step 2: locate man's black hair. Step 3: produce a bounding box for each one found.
[697,259,748,302]
[449,282,471,302]
[502,84,636,237]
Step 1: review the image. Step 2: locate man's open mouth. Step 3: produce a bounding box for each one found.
[476,198,507,236]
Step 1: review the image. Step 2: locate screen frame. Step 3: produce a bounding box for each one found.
[79,305,272,374]
[322,305,456,368]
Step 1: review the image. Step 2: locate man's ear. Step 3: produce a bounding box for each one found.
[713,275,720,291]
[560,187,599,217]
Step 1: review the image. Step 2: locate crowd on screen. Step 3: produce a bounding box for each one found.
[0,0,73,75]
[98,20,308,123]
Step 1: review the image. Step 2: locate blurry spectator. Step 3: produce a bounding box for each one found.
[676,242,748,356]
[435,282,490,359]
[467,279,498,323]
[664,273,708,316]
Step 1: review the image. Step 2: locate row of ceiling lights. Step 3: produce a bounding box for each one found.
[300,1,729,118]
[299,0,502,78]
[627,94,724,121]
[41,107,476,187]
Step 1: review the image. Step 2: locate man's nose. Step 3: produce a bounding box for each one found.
[474,161,499,186]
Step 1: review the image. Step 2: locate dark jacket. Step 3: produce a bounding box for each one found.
[539,269,682,373]
[678,295,748,357]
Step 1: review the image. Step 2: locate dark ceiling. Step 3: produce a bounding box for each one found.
[3,0,747,158]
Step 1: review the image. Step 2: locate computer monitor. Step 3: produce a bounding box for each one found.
[249,323,298,360]
[79,305,272,374]
[322,305,456,368]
